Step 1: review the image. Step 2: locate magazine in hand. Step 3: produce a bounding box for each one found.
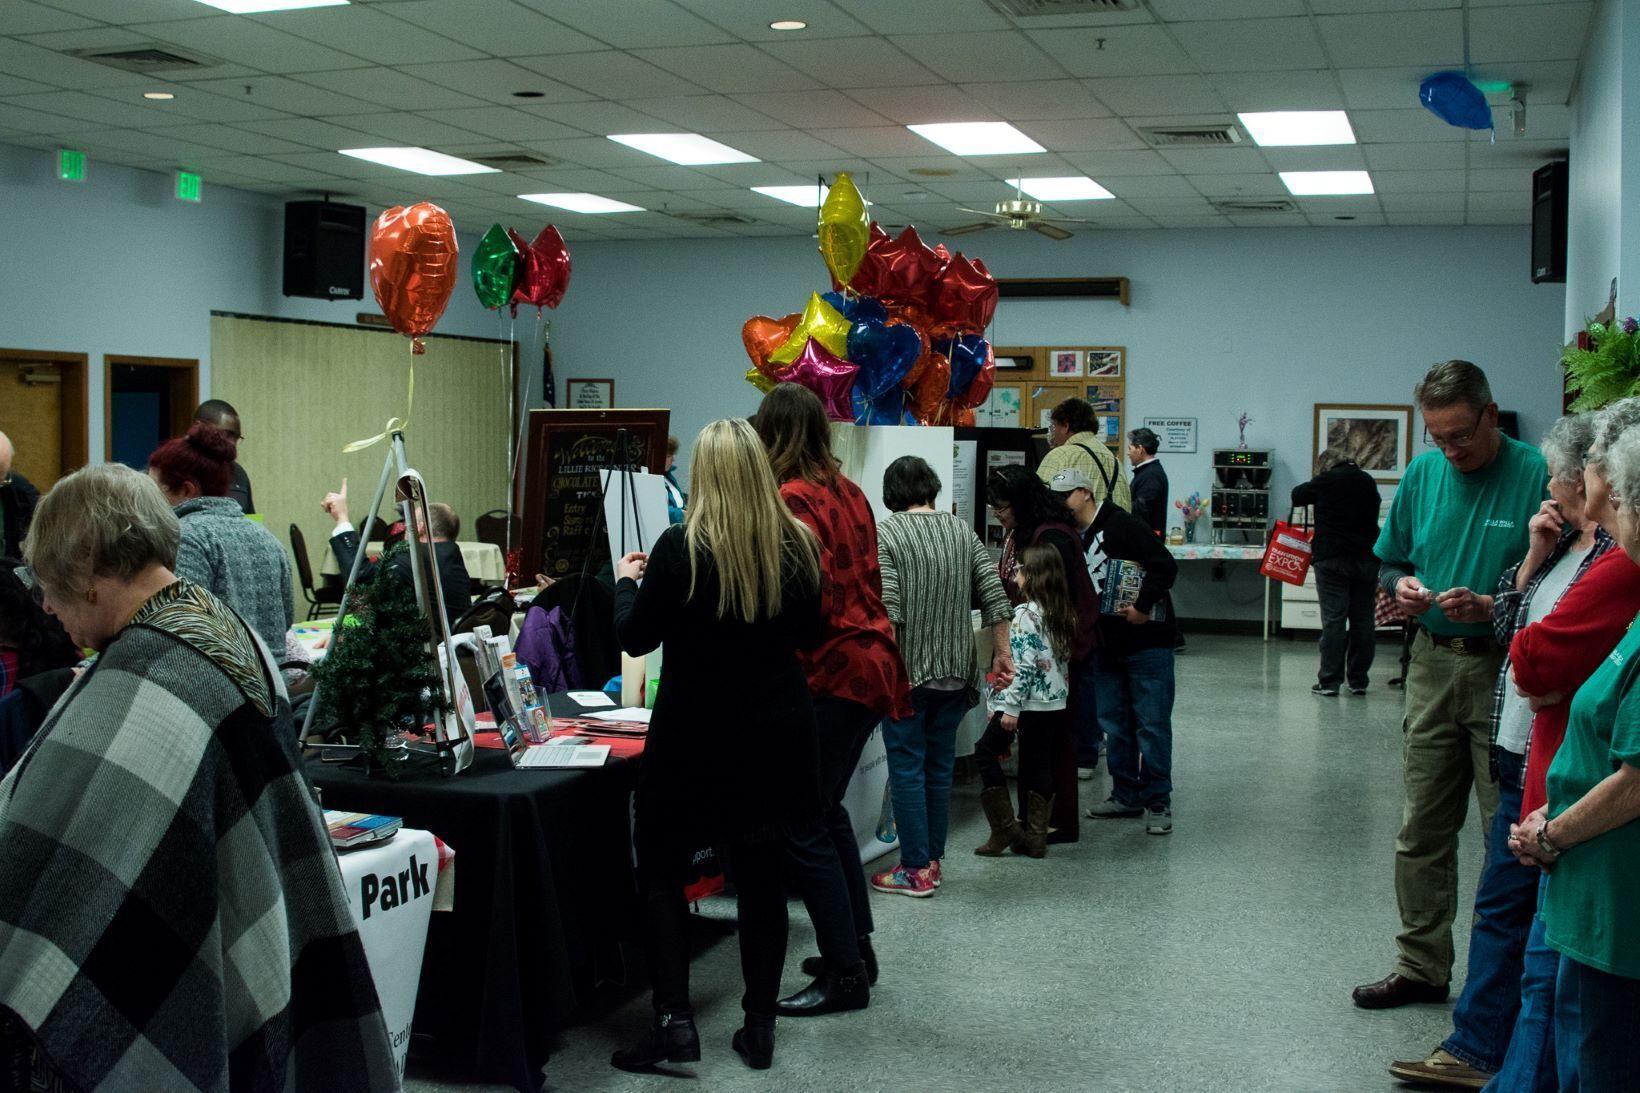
[1098,558,1168,621]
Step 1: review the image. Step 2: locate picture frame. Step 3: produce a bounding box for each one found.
[1048,349,1082,377]
[1313,403,1413,483]
[565,377,614,409]
[1086,348,1123,377]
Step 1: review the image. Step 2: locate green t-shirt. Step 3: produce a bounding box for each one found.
[1541,614,1640,978]
[1373,435,1547,635]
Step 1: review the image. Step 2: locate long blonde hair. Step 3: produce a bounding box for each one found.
[685,418,820,621]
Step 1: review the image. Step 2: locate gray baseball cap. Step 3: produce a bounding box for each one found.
[1048,468,1095,493]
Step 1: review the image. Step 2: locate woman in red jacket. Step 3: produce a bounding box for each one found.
[755,384,911,1018]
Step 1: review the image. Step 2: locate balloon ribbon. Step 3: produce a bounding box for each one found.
[344,355,415,453]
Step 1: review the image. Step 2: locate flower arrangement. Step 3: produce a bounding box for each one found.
[1175,493,1207,540]
[1564,317,1640,411]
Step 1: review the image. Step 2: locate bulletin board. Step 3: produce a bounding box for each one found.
[978,346,1127,454]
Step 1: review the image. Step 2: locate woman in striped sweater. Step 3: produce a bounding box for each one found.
[870,456,1014,897]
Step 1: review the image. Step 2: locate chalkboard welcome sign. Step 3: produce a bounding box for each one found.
[520,408,669,581]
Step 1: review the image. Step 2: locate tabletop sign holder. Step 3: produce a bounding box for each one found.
[302,430,476,775]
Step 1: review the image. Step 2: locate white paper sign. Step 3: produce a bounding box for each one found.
[599,468,670,560]
[1142,417,1198,453]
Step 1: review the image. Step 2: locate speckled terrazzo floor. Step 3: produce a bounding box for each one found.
[407,632,1485,1093]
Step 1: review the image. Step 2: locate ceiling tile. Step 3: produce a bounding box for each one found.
[866,155,1010,183]
[1364,141,1466,169]
[622,94,786,132]
[190,154,346,185]
[1208,69,1345,111]
[1026,26,1197,78]
[515,135,664,169]
[2,90,185,129]
[714,128,850,161]
[294,68,491,112]
[1061,148,1177,175]
[135,15,366,74]
[1314,10,1464,67]
[1293,195,1382,214]
[1186,172,1288,197]
[828,0,1011,35]
[1085,74,1226,115]
[884,31,1067,78]
[144,122,310,155]
[1473,104,1572,142]
[416,106,583,143]
[1466,209,1532,224]
[814,125,940,158]
[246,6,484,66]
[0,37,150,90]
[1149,214,1233,227]
[0,100,91,134]
[525,99,678,135]
[728,88,891,128]
[1469,2,1591,62]
[94,86,289,124]
[1466,167,1538,193]
[1307,212,1388,225]
[323,111,492,148]
[1373,169,1467,192]
[688,161,788,185]
[1159,146,1270,173]
[57,127,231,166]
[603,164,728,189]
[758,36,939,89]
[1351,107,1465,142]
[1467,188,1529,211]
[186,76,383,117]
[1102,175,1202,198]
[672,0,876,41]
[1337,66,1443,110]
[1378,191,1466,211]
[1226,211,1307,227]
[1022,117,1147,152]
[1152,0,1305,16]
[1470,138,1572,166]
[268,150,413,179]
[5,1,100,34]
[1170,17,1327,72]
[385,0,606,56]
[513,0,738,49]
[637,43,822,94]
[0,73,53,97]
[1260,145,1367,170]
[958,80,1113,121]
[1308,1,1462,14]
[23,0,206,21]
[397,58,594,105]
[15,26,156,52]
[236,115,391,149]
[1386,211,1464,225]
[514,51,705,99]
[842,84,1001,126]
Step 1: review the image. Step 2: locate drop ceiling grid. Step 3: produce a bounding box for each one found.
[1,0,1585,236]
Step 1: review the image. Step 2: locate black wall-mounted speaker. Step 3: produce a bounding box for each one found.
[283,201,365,300]
[1531,161,1568,285]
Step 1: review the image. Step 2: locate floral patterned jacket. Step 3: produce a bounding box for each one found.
[989,601,1071,717]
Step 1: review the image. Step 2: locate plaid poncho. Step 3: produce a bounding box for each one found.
[0,580,396,1092]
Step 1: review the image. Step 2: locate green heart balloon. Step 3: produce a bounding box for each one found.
[471,223,520,310]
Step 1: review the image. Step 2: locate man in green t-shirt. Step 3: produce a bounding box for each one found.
[1352,360,1548,1011]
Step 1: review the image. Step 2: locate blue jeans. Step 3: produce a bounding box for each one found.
[1441,749,1535,1071]
[883,687,967,870]
[1073,656,1103,768]
[1556,954,1640,1092]
[1094,646,1175,809]
[1483,874,1561,1093]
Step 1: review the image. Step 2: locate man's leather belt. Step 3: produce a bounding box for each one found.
[1422,629,1494,656]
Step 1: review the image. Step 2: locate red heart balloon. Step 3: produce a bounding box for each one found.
[509,225,572,316]
[369,202,458,355]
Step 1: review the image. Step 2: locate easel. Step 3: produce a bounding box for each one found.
[304,429,475,775]
[562,428,647,698]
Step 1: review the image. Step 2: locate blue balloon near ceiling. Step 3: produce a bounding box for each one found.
[1419,71,1494,131]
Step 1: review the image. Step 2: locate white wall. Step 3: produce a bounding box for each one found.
[1567,0,1624,333]
[0,140,520,459]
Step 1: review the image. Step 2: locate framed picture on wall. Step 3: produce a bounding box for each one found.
[1048,349,1082,377]
[1313,403,1413,483]
[1086,348,1123,377]
[566,378,614,408]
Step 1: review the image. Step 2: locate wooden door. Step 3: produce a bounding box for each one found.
[0,349,90,491]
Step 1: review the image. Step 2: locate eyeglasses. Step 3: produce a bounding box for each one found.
[1423,407,1487,451]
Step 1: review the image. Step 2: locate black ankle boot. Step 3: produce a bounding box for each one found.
[732,1014,776,1070]
[775,968,869,1017]
[610,1011,700,1072]
[799,935,879,985]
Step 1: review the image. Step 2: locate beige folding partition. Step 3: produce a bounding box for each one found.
[210,314,513,618]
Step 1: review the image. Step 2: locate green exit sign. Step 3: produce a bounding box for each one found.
[175,170,203,203]
[57,149,86,182]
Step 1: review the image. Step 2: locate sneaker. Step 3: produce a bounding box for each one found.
[1387,1048,1491,1089]
[1312,683,1340,696]
[1348,684,1368,695]
[927,860,941,888]
[870,864,935,898]
[1077,766,1097,781]
[1085,797,1144,819]
[1145,807,1173,835]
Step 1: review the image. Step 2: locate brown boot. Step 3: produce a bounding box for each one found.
[974,786,1025,856]
[1014,791,1053,858]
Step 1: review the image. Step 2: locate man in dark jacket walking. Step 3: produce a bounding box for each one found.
[0,432,39,562]
[1127,427,1169,536]
[1291,447,1382,696]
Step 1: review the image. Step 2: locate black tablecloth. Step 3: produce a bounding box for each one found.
[310,741,639,1091]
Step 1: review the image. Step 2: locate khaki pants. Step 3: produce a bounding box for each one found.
[1394,629,1502,986]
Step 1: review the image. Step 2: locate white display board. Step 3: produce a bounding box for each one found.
[599,468,669,560]
[830,423,956,522]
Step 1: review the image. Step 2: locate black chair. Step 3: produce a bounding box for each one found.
[451,588,516,637]
[474,509,512,555]
[290,524,344,622]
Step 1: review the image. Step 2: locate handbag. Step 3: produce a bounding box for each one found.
[1259,512,1314,586]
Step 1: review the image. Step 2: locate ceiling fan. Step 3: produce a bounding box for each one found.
[940,180,1096,240]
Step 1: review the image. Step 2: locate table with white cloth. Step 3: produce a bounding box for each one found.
[333,826,442,1086]
[1167,541,1277,640]
[320,539,508,585]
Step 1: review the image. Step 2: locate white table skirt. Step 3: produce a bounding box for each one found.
[321,539,507,584]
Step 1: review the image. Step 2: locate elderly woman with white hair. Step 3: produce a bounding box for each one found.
[1506,413,1640,1089]
[0,464,395,1092]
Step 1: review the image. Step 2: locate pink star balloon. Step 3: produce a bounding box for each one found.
[784,337,859,422]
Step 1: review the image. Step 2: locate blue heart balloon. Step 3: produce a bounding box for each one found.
[847,318,922,399]
[947,334,989,400]
[1419,71,1492,131]
[824,291,889,325]
[853,384,907,426]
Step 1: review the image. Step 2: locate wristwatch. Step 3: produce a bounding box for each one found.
[1536,819,1565,860]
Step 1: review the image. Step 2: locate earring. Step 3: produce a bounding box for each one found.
[84,588,98,605]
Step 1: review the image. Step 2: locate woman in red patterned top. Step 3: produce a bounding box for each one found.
[755,384,911,1019]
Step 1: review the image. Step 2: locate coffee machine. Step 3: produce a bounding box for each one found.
[1211,449,1272,543]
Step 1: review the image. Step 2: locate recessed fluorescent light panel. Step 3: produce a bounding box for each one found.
[769,20,807,30]
[520,193,643,214]
[1280,170,1374,195]
[338,147,499,176]
[1007,176,1114,201]
[752,184,830,207]
[908,122,1045,156]
[608,133,758,165]
[1238,111,1356,147]
[190,0,348,12]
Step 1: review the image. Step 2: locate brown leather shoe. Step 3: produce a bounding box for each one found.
[1352,973,1449,1009]
[1387,1048,1491,1089]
